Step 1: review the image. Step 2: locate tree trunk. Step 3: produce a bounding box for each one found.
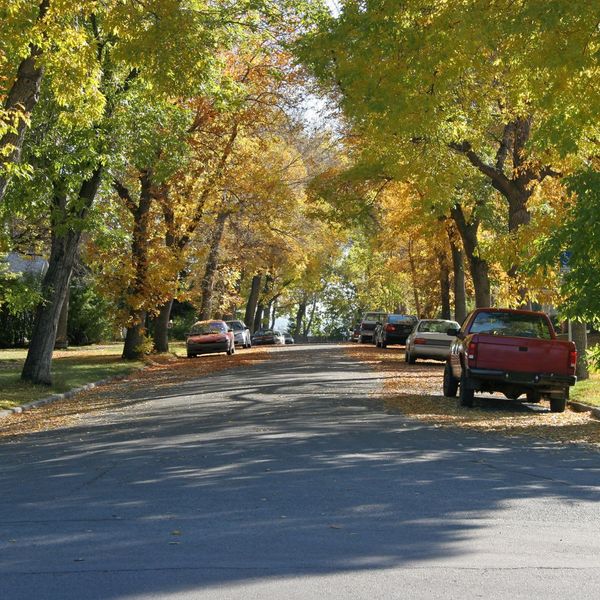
[118,171,153,360]
[21,168,102,384]
[0,0,49,205]
[199,210,228,320]
[54,277,70,349]
[122,312,147,360]
[303,296,318,338]
[407,238,422,317]
[269,297,278,330]
[571,321,589,381]
[253,302,263,332]
[451,204,491,308]
[153,299,174,353]
[438,250,451,320]
[295,299,306,340]
[449,234,467,323]
[245,274,261,330]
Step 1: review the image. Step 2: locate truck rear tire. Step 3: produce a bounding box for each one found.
[443,362,458,397]
[459,371,474,407]
[550,397,567,413]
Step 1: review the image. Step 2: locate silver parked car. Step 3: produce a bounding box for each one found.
[225,320,252,348]
[405,319,460,364]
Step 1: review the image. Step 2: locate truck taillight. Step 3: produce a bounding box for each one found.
[467,341,477,363]
[569,349,577,370]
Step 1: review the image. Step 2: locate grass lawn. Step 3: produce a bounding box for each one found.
[571,372,600,408]
[0,341,185,411]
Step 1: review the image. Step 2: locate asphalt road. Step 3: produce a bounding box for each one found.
[1,345,599,599]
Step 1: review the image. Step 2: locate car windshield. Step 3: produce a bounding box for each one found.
[364,312,387,322]
[388,315,416,324]
[226,321,244,331]
[190,322,227,335]
[470,312,552,339]
[418,320,459,333]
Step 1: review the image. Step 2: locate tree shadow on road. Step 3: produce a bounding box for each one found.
[0,345,599,599]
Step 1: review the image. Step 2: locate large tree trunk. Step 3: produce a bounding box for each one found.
[449,232,467,323]
[54,278,70,349]
[571,321,589,381]
[303,296,318,338]
[119,171,153,360]
[21,168,102,384]
[122,312,147,360]
[153,299,174,353]
[245,274,261,330]
[199,210,227,320]
[451,204,491,308]
[0,0,49,204]
[407,238,422,317]
[295,298,306,340]
[437,250,451,320]
[253,302,264,332]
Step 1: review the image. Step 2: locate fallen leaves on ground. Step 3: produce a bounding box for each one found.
[345,344,600,449]
[0,348,270,441]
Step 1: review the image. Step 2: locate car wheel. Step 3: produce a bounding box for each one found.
[459,370,475,407]
[443,362,459,397]
[550,396,567,413]
[227,342,235,356]
[407,350,416,364]
[381,341,387,348]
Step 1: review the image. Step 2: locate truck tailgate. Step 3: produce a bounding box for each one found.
[475,335,571,374]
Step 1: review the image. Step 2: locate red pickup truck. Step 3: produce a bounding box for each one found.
[443,308,577,413]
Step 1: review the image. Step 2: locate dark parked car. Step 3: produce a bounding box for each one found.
[251,328,285,345]
[186,320,235,358]
[374,314,418,347]
[225,320,252,348]
[283,332,295,344]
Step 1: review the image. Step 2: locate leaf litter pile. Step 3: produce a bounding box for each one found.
[0,348,270,440]
[345,344,600,449]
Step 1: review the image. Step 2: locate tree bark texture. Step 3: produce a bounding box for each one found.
[21,167,102,384]
[451,204,491,308]
[0,0,49,204]
[54,278,70,349]
[407,239,422,317]
[295,299,306,340]
[449,231,467,323]
[437,250,451,320]
[253,302,264,333]
[245,274,261,330]
[199,210,228,320]
[153,299,174,353]
[117,171,154,360]
[571,321,589,381]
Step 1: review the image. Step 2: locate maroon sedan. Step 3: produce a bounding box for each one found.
[186,320,235,358]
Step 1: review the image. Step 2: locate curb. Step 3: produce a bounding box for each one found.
[0,366,147,420]
[568,400,600,421]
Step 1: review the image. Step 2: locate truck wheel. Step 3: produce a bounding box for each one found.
[443,362,458,397]
[550,397,567,413]
[459,371,474,407]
